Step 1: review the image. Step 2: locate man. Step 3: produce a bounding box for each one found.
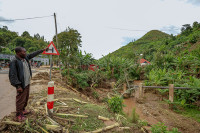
[9,47,48,121]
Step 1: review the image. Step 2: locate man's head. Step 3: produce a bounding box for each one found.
[15,47,26,59]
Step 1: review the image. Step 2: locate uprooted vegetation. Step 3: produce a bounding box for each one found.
[0,72,143,133]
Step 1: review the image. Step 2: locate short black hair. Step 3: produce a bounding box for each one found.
[15,47,24,53]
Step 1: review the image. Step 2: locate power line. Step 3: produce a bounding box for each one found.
[0,15,54,22]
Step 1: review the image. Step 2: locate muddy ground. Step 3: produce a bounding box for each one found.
[123,81,200,133]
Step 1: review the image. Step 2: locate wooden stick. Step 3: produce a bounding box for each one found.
[60,101,67,105]
[55,105,68,108]
[2,121,21,126]
[45,103,49,116]
[119,127,130,130]
[58,98,73,101]
[45,124,61,132]
[56,113,88,118]
[85,123,119,133]
[46,116,59,125]
[73,98,87,104]
[39,126,49,133]
[98,116,110,121]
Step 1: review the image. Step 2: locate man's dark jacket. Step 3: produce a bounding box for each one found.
[9,50,44,89]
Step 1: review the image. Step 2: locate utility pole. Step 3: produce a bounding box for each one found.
[54,13,59,66]
[54,13,59,51]
[53,12,62,76]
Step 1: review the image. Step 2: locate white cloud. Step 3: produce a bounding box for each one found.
[184,0,200,6]
[162,0,200,6]
[160,25,181,35]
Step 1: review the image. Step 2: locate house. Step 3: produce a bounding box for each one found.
[89,64,99,71]
[140,58,151,66]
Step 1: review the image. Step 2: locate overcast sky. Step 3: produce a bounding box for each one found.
[0,0,200,59]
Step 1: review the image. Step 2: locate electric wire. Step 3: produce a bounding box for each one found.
[0,15,54,22]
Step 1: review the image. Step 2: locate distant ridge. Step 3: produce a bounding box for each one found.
[138,30,169,42]
[104,30,170,59]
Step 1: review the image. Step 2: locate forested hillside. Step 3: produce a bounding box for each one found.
[0,26,48,54]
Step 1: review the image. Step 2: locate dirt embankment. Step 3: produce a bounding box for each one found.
[123,80,200,133]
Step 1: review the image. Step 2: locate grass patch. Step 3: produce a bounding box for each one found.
[164,99,200,123]
[70,103,114,132]
[179,107,200,123]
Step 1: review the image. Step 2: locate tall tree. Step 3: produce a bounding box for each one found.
[53,27,82,67]
[181,24,192,36]
[21,31,32,39]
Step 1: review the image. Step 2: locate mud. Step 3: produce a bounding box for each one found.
[123,80,200,133]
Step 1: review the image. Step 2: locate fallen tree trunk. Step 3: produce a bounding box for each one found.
[73,98,87,104]
[85,123,119,133]
[45,124,62,132]
[2,121,21,126]
[119,127,131,130]
[56,113,88,118]
[98,116,110,121]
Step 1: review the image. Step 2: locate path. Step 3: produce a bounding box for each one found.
[0,70,15,119]
[0,67,49,119]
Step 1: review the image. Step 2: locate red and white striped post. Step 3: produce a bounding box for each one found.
[47,81,54,113]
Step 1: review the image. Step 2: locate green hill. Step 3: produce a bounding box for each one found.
[108,30,170,59]
[107,25,200,63]
[137,30,169,42]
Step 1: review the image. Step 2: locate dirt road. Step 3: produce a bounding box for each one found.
[0,68,49,119]
[0,72,15,119]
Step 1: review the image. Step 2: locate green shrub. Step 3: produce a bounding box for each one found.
[189,34,198,44]
[108,96,124,113]
[151,122,180,133]
[128,108,139,123]
[151,122,168,133]
[175,76,200,104]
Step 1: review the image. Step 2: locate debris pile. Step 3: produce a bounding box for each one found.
[32,72,49,80]
[0,88,134,133]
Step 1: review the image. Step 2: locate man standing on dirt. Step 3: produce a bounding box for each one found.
[9,47,48,121]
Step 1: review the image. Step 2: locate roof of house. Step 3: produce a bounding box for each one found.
[140,58,151,64]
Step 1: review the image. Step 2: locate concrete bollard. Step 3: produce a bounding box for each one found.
[47,81,54,113]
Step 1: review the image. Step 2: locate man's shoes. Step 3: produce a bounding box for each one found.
[22,110,31,115]
[16,114,26,122]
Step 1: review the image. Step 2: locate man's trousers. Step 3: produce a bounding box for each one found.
[16,85,30,116]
